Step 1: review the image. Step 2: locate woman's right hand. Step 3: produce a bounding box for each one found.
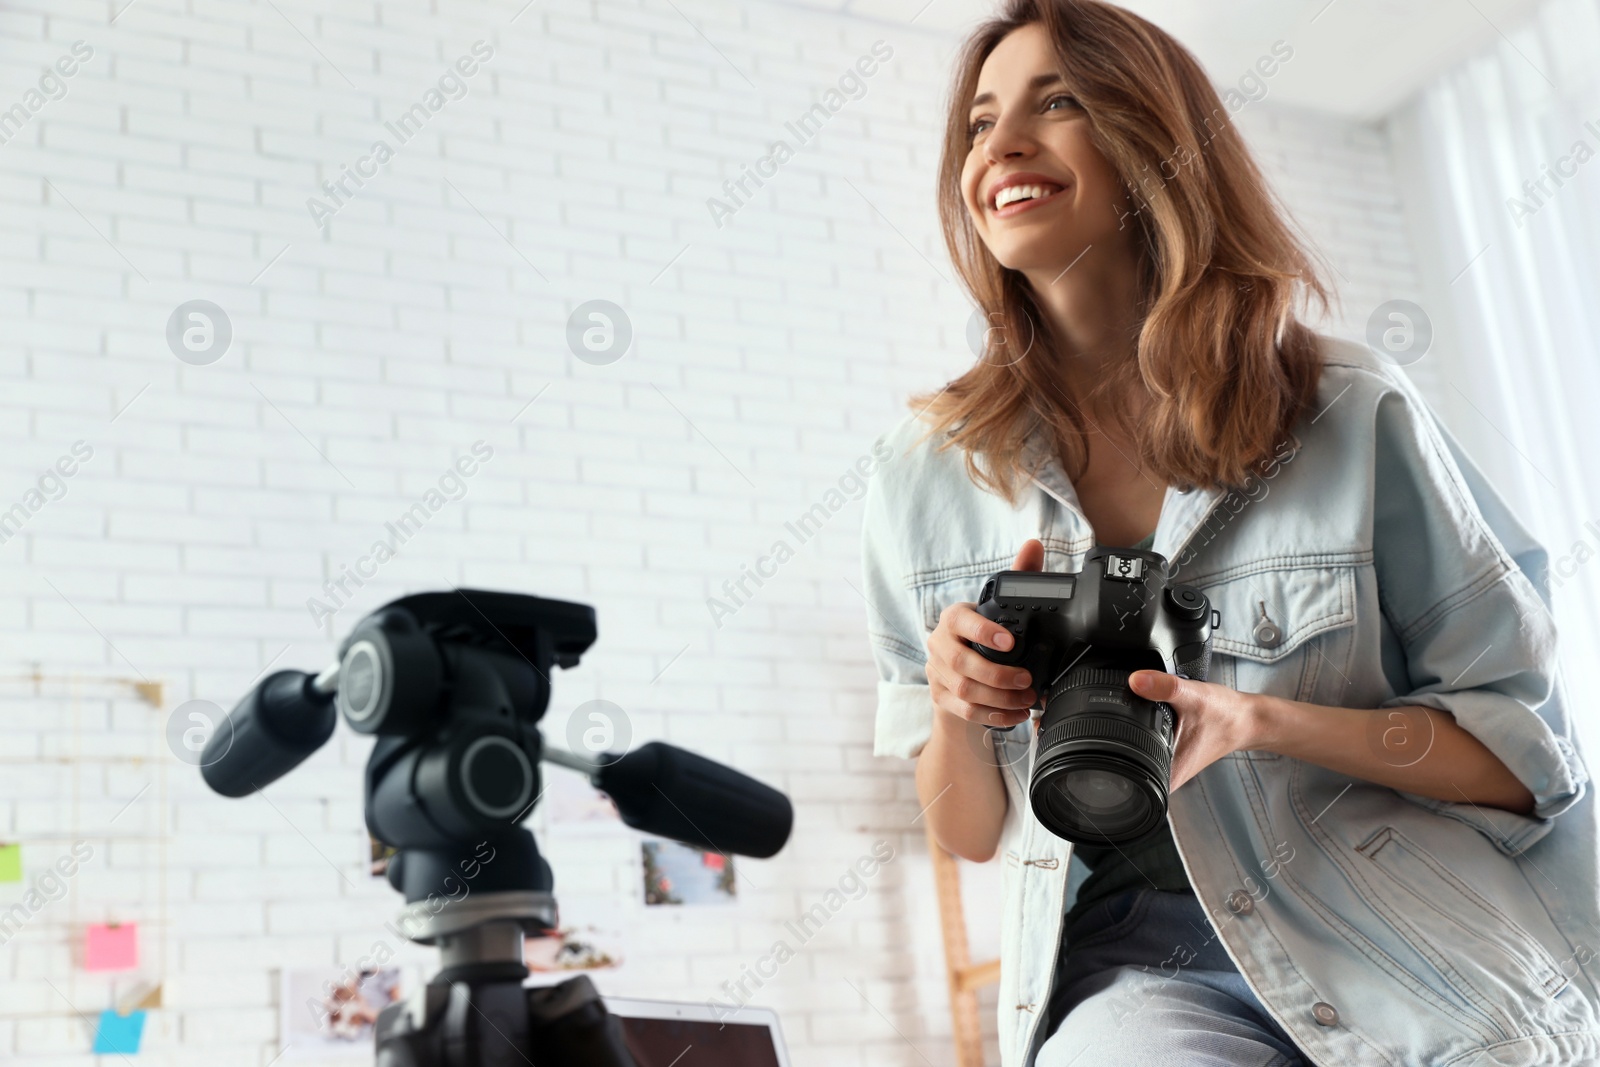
[926,539,1045,730]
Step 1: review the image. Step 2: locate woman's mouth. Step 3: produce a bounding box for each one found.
[990,182,1066,218]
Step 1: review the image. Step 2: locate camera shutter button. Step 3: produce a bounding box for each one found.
[1164,585,1207,622]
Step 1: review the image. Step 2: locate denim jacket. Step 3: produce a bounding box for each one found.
[862,334,1597,1066]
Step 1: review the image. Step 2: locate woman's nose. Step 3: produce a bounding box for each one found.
[984,113,1038,163]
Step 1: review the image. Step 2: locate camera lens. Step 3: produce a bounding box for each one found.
[1064,768,1135,813]
[1029,665,1172,844]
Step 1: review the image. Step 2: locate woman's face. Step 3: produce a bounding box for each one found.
[961,23,1135,277]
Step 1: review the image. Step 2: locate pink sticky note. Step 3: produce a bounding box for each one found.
[85,923,138,971]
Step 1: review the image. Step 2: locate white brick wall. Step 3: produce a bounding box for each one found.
[0,2,1424,1064]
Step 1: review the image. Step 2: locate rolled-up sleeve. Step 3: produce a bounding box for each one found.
[1370,371,1589,855]
[860,444,936,760]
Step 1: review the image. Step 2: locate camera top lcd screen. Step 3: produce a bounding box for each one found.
[998,575,1075,599]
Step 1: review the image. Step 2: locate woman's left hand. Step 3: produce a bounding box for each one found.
[1128,670,1264,792]
[1127,670,1537,815]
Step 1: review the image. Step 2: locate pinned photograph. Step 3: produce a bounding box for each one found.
[524,925,624,975]
[542,769,621,831]
[641,839,735,906]
[281,966,408,1058]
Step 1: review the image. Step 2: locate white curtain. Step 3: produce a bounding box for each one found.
[1387,0,1600,749]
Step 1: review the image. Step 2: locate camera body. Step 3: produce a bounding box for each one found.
[972,546,1217,844]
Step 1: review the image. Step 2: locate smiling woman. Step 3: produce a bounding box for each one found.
[860,2,1599,1066]
[928,10,1327,510]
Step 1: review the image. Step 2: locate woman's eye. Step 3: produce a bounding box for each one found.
[968,94,1079,139]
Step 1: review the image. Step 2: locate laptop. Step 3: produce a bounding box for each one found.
[604,997,792,1067]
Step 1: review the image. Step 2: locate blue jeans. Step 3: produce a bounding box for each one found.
[1035,888,1308,1067]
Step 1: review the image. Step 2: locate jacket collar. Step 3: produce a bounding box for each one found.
[1018,426,1084,515]
[1020,423,1230,567]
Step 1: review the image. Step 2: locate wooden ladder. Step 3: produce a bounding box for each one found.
[924,820,1002,1067]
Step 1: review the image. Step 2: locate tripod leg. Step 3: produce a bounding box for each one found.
[375,975,637,1067]
[375,988,437,1067]
[526,975,639,1067]
[439,979,532,1067]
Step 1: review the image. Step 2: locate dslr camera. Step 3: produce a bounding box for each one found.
[972,546,1217,845]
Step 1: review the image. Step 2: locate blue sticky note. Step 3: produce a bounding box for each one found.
[92,1009,145,1054]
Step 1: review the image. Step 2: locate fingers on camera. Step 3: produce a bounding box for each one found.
[950,605,1009,651]
[982,708,1029,727]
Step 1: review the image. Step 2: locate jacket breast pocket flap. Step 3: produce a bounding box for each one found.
[1199,564,1355,664]
[1199,564,1358,707]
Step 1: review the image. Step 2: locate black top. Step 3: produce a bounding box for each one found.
[1061,529,1193,934]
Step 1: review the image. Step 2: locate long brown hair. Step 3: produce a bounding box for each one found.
[914,0,1333,501]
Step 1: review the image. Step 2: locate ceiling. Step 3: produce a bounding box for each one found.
[830,0,1545,121]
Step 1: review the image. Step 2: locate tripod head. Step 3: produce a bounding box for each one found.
[196,589,794,1066]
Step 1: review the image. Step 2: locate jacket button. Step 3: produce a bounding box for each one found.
[1252,600,1282,648]
[1226,889,1254,915]
[1312,1001,1339,1026]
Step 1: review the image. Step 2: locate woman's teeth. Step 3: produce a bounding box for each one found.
[994,184,1060,209]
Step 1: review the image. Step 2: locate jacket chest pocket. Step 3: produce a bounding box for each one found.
[1199,565,1358,741]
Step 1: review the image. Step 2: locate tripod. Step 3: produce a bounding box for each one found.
[372,830,640,1067]
[196,590,791,1066]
